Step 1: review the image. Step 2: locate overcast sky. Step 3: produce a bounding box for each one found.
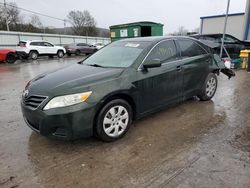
[8,0,247,34]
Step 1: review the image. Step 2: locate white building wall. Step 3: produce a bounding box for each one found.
[201,15,245,40]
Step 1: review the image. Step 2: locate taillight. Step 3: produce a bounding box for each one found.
[222,58,231,62]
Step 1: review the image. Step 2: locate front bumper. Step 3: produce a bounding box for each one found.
[66,49,76,54]
[21,101,96,140]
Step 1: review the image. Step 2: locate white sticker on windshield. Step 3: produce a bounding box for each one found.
[125,43,140,48]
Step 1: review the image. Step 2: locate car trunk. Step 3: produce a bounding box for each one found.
[200,40,235,79]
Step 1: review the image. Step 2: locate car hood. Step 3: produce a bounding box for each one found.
[28,63,124,96]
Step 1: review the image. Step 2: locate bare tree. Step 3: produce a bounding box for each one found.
[30,15,43,28]
[171,26,189,36]
[67,10,97,36]
[23,15,43,33]
[0,2,22,30]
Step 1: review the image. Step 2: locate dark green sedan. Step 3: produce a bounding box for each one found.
[21,36,233,142]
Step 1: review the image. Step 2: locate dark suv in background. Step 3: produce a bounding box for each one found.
[64,43,98,56]
[191,34,250,59]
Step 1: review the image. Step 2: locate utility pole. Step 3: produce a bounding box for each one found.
[220,0,230,58]
[4,0,9,31]
[64,19,66,34]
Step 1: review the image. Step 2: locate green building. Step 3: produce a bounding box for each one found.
[109,21,164,41]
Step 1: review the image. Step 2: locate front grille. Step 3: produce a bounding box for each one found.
[23,95,47,109]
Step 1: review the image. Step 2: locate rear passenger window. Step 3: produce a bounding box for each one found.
[43,42,53,47]
[77,43,87,46]
[30,42,39,46]
[178,39,207,58]
[146,40,177,62]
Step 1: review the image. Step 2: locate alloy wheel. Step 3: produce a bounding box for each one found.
[206,77,216,97]
[31,52,38,60]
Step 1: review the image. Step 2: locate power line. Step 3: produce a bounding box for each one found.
[0,1,70,23]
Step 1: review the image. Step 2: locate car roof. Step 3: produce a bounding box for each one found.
[19,40,48,43]
[119,36,198,43]
[190,33,224,37]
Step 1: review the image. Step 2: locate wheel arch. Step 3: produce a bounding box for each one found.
[212,69,220,76]
[57,49,64,53]
[29,50,39,54]
[93,92,137,131]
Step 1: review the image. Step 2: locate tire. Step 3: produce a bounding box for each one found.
[29,51,38,60]
[75,50,80,56]
[57,50,64,58]
[95,99,132,142]
[6,53,16,64]
[198,73,217,101]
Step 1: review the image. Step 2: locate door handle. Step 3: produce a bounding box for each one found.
[176,65,182,72]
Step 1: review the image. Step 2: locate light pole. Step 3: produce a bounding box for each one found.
[4,0,9,31]
[63,19,66,34]
[220,0,230,58]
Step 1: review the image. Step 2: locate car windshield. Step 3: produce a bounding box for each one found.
[83,41,150,68]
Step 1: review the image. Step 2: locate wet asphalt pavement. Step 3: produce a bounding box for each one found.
[0,57,250,188]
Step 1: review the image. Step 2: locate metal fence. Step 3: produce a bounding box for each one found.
[0,31,111,48]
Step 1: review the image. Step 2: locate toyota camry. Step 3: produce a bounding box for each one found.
[21,36,233,142]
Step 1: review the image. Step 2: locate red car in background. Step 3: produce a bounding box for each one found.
[0,49,18,64]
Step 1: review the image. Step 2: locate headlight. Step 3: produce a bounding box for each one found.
[43,91,92,110]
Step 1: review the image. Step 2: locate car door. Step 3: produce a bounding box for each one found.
[78,43,88,53]
[30,42,44,54]
[135,40,183,114]
[176,39,211,100]
[43,42,57,54]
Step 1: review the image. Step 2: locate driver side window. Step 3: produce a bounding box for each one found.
[145,40,177,63]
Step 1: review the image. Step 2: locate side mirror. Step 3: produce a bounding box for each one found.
[143,59,162,69]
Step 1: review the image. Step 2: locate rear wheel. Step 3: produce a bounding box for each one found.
[95,99,132,142]
[6,53,16,64]
[198,73,217,101]
[29,51,38,60]
[57,50,64,58]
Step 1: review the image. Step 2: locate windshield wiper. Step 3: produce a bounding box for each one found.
[87,64,106,68]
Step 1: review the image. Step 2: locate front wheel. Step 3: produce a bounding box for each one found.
[95,99,132,142]
[57,50,64,58]
[198,73,217,101]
